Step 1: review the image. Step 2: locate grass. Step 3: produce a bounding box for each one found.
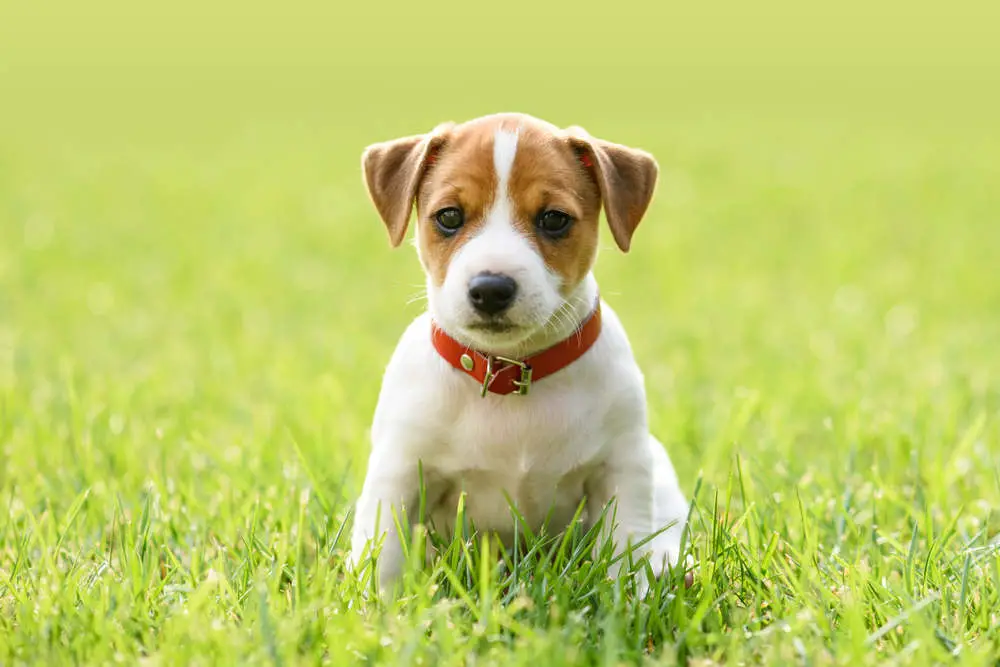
[3,2,1000,664]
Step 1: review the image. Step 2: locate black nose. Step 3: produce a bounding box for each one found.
[468,273,518,316]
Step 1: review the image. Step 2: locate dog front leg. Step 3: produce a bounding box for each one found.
[349,449,419,593]
[585,433,687,593]
[584,433,657,582]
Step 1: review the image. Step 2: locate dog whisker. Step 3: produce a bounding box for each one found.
[405,290,429,306]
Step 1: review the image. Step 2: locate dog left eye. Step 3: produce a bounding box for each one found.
[536,210,573,237]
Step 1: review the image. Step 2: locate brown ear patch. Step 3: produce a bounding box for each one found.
[361,123,453,247]
[424,146,440,167]
[565,127,659,252]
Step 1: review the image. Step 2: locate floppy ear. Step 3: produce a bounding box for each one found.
[361,123,452,247]
[565,126,659,252]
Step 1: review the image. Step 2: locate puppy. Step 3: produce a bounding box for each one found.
[350,112,688,593]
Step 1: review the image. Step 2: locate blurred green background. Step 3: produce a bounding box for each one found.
[3,0,1000,550]
[4,0,999,477]
[2,0,1000,662]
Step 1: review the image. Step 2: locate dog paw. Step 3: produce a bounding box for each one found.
[638,550,695,595]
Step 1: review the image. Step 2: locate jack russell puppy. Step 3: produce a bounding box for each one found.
[350,112,688,593]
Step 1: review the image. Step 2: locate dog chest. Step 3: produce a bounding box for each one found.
[426,464,596,538]
[418,387,608,534]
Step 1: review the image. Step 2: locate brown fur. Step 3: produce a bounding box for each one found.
[362,113,658,287]
[361,122,453,247]
[564,126,658,253]
[415,122,499,286]
[507,122,602,292]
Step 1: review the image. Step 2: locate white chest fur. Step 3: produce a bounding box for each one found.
[414,308,637,537]
[350,299,688,591]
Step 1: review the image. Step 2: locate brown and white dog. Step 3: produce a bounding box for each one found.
[350,112,688,593]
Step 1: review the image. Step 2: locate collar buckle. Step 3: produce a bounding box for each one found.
[481,355,533,397]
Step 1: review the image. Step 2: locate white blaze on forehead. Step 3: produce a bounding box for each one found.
[492,127,519,191]
[447,123,538,278]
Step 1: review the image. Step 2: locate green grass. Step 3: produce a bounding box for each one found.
[3,2,1000,664]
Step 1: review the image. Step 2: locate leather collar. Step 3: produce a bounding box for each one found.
[430,302,602,397]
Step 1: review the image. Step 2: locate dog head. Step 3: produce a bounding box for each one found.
[361,112,658,353]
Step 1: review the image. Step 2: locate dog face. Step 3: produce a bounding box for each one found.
[362,113,658,352]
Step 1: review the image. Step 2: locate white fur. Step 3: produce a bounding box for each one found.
[492,127,519,186]
[350,291,688,591]
[352,124,688,594]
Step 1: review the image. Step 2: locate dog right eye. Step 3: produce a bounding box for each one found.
[434,207,465,235]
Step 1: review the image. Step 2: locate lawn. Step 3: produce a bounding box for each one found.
[2,3,1000,665]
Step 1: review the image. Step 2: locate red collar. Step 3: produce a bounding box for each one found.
[431,302,603,396]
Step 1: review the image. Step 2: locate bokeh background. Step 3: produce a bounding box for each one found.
[5,0,999,481]
[2,0,1000,662]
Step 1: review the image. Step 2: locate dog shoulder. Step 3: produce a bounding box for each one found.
[370,313,463,451]
[585,301,651,432]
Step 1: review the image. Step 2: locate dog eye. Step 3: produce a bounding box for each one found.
[434,207,465,234]
[536,210,573,238]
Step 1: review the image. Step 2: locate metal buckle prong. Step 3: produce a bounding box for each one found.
[480,355,532,397]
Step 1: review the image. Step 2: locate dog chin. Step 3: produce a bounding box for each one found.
[466,320,518,334]
[450,317,548,354]
[460,321,526,344]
